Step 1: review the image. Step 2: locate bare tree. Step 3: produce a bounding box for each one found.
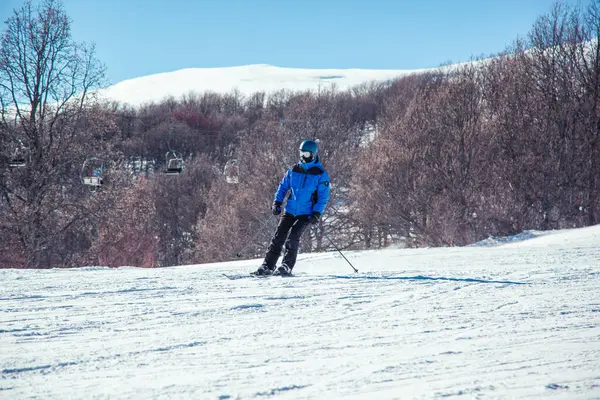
[564,0,600,225]
[0,0,106,267]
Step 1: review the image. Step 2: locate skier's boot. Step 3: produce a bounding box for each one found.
[277,264,292,276]
[254,263,273,276]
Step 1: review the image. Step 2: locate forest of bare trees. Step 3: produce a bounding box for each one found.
[1,0,598,268]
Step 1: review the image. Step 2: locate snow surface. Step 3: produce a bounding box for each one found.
[2,226,600,399]
[98,64,432,107]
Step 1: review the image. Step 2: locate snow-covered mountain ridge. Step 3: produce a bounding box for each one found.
[99,64,433,107]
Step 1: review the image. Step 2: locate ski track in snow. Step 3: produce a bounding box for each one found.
[1,227,600,399]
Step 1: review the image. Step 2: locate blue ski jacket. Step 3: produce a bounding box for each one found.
[274,157,330,217]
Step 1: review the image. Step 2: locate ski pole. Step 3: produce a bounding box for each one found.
[324,233,358,273]
[234,214,276,258]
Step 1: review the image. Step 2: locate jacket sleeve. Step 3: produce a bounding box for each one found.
[274,169,291,204]
[313,171,330,214]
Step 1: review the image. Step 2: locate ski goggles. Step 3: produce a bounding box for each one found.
[300,151,313,158]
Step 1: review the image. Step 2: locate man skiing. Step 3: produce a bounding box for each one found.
[254,140,330,276]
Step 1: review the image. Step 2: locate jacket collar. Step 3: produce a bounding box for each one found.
[300,155,320,170]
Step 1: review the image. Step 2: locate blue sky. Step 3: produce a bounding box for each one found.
[0,0,584,85]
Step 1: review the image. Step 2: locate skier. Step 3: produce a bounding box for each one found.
[91,167,103,185]
[254,140,330,276]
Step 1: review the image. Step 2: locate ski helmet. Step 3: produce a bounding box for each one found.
[299,140,318,163]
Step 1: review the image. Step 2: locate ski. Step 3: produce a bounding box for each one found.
[222,273,250,280]
[252,270,294,278]
[222,272,294,280]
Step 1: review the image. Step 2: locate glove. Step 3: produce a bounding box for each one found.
[272,201,282,215]
[309,211,321,224]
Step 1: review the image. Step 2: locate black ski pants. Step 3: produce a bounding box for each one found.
[263,212,310,270]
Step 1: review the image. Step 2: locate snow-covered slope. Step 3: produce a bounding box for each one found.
[471,224,600,249]
[499,224,600,249]
[1,225,600,399]
[99,64,430,107]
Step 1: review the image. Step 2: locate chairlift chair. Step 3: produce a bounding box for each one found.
[164,151,183,175]
[81,157,105,188]
[8,140,28,168]
[8,157,26,168]
[224,159,239,184]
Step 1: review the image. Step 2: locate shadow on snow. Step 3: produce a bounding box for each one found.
[329,275,529,285]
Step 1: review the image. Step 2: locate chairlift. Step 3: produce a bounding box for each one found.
[164,151,183,175]
[81,157,105,188]
[224,159,239,184]
[9,157,26,168]
[8,139,28,168]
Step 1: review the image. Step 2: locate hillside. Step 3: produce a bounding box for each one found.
[2,225,599,398]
